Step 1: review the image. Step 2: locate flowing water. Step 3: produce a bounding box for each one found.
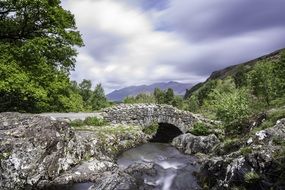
[117,143,201,190]
[45,143,200,190]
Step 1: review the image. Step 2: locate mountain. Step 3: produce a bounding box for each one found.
[107,81,193,101]
[184,48,284,99]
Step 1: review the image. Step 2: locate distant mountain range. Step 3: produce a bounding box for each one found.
[107,81,193,101]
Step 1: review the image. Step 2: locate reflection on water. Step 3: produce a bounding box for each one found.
[117,143,201,190]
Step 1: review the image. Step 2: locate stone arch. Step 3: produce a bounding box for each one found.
[101,104,200,133]
[150,123,183,143]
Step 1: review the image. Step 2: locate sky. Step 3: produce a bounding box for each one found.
[62,0,285,93]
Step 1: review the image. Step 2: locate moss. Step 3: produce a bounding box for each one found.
[143,122,159,136]
[244,171,260,184]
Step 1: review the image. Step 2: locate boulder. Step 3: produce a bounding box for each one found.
[0,112,148,190]
[172,133,220,154]
[198,118,285,189]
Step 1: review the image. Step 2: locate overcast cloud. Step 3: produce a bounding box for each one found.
[62,0,285,93]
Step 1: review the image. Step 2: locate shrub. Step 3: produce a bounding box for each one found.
[189,122,210,136]
[70,116,107,127]
[70,119,84,127]
[84,116,107,126]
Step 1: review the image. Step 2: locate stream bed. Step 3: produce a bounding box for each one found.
[117,143,201,190]
[45,143,200,190]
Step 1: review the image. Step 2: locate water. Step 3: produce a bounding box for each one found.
[117,143,201,190]
[44,143,200,190]
[44,183,93,190]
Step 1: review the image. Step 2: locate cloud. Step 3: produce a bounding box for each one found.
[63,0,285,93]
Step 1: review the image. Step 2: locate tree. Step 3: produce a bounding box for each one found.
[91,83,108,110]
[209,88,250,125]
[172,96,184,109]
[248,61,275,106]
[233,65,249,88]
[164,88,174,104]
[79,79,92,102]
[154,88,165,104]
[273,51,285,96]
[0,0,84,112]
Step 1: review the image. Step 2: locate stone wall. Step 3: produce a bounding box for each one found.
[102,104,199,133]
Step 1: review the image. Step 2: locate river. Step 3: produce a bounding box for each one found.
[46,143,200,190]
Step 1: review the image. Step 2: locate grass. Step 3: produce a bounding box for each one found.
[259,108,285,130]
[70,116,108,128]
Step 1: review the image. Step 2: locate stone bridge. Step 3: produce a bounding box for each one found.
[101,104,201,133]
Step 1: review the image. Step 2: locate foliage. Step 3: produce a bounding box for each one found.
[244,171,260,184]
[70,116,107,127]
[222,138,241,154]
[154,88,165,104]
[260,108,285,129]
[123,88,183,109]
[184,95,200,112]
[274,51,285,95]
[240,147,252,156]
[143,122,159,136]
[124,93,156,104]
[72,81,110,111]
[171,96,184,109]
[84,116,107,126]
[0,0,84,113]
[189,122,210,136]
[248,61,275,106]
[91,83,109,110]
[233,65,250,88]
[207,88,250,126]
[164,88,174,104]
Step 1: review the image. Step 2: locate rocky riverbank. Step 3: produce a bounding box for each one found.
[171,118,285,189]
[0,112,149,190]
[1,111,285,190]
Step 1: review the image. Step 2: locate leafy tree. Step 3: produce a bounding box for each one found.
[172,96,184,109]
[273,51,285,96]
[91,83,108,110]
[0,0,83,112]
[208,88,250,125]
[124,93,155,104]
[164,88,174,104]
[78,79,92,108]
[248,61,275,106]
[154,88,165,104]
[233,65,249,88]
[185,95,200,112]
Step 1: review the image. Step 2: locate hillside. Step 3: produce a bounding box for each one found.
[184,48,284,99]
[107,81,193,101]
